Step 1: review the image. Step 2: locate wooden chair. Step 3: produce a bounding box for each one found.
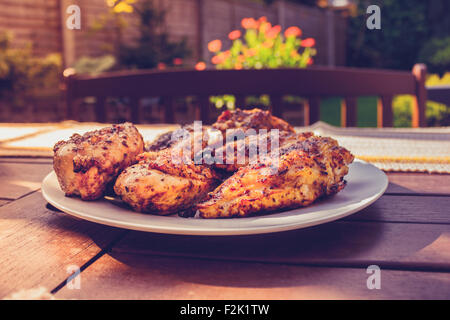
[64,64,428,127]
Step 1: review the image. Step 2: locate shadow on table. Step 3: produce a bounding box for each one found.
[96,208,391,288]
[44,201,445,289]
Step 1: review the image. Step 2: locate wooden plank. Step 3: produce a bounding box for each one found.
[0,158,53,165]
[345,195,450,224]
[55,253,450,299]
[377,95,393,127]
[68,68,417,98]
[412,64,427,128]
[270,94,283,118]
[65,76,77,120]
[110,220,450,271]
[0,200,10,207]
[341,97,357,127]
[386,172,450,195]
[235,94,246,109]
[197,95,211,123]
[129,96,141,124]
[95,96,107,123]
[305,97,320,125]
[0,191,125,299]
[163,96,175,124]
[0,162,52,199]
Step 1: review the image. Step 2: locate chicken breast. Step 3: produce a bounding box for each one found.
[53,122,144,200]
[206,131,313,172]
[114,149,222,214]
[197,134,354,218]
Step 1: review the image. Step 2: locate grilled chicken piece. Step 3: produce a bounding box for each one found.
[145,130,175,152]
[207,131,313,172]
[212,108,295,134]
[114,149,222,214]
[197,134,354,218]
[116,124,222,215]
[146,124,207,152]
[196,108,296,171]
[53,123,144,200]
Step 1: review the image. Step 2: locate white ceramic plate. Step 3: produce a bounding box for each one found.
[42,159,387,236]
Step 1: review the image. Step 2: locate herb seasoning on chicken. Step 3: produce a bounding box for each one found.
[53,122,144,200]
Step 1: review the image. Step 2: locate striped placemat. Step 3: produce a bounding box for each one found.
[305,122,450,173]
[0,122,179,157]
[0,121,449,173]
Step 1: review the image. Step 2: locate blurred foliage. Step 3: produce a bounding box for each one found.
[89,0,190,71]
[0,31,62,107]
[118,0,190,69]
[72,55,116,75]
[347,0,428,70]
[107,0,136,13]
[418,37,450,76]
[393,73,450,127]
[347,0,450,73]
[88,0,136,55]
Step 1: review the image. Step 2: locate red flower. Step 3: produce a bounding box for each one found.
[208,39,222,52]
[157,62,166,70]
[290,50,299,58]
[301,38,316,47]
[241,17,258,29]
[284,26,302,38]
[307,57,314,65]
[228,30,241,40]
[266,25,281,39]
[173,58,183,65]
[211,54,225,65]
[195,62,206,70]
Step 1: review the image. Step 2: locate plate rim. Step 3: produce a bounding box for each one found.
[42,159,388,236]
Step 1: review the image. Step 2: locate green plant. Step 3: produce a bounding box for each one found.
[118,0,190,70]
[90,0,190,70]
[208,17,316,70]
[72,55,116,75]
[204,17,316,109]
[393,73,450,127]
[89,0,137,56]
[0,31,62,107]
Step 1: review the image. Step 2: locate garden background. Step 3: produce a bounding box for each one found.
[0,0,448,126]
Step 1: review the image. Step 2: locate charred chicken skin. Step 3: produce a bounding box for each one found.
[53,122,144,200]
[54,108,354,219]
[199,108,297,172]
[212,108,295,133]
[114,148,222,215]
[197,134,354,218]
[207,131,313,172]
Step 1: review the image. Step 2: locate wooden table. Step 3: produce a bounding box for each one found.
[0,156,449,300]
